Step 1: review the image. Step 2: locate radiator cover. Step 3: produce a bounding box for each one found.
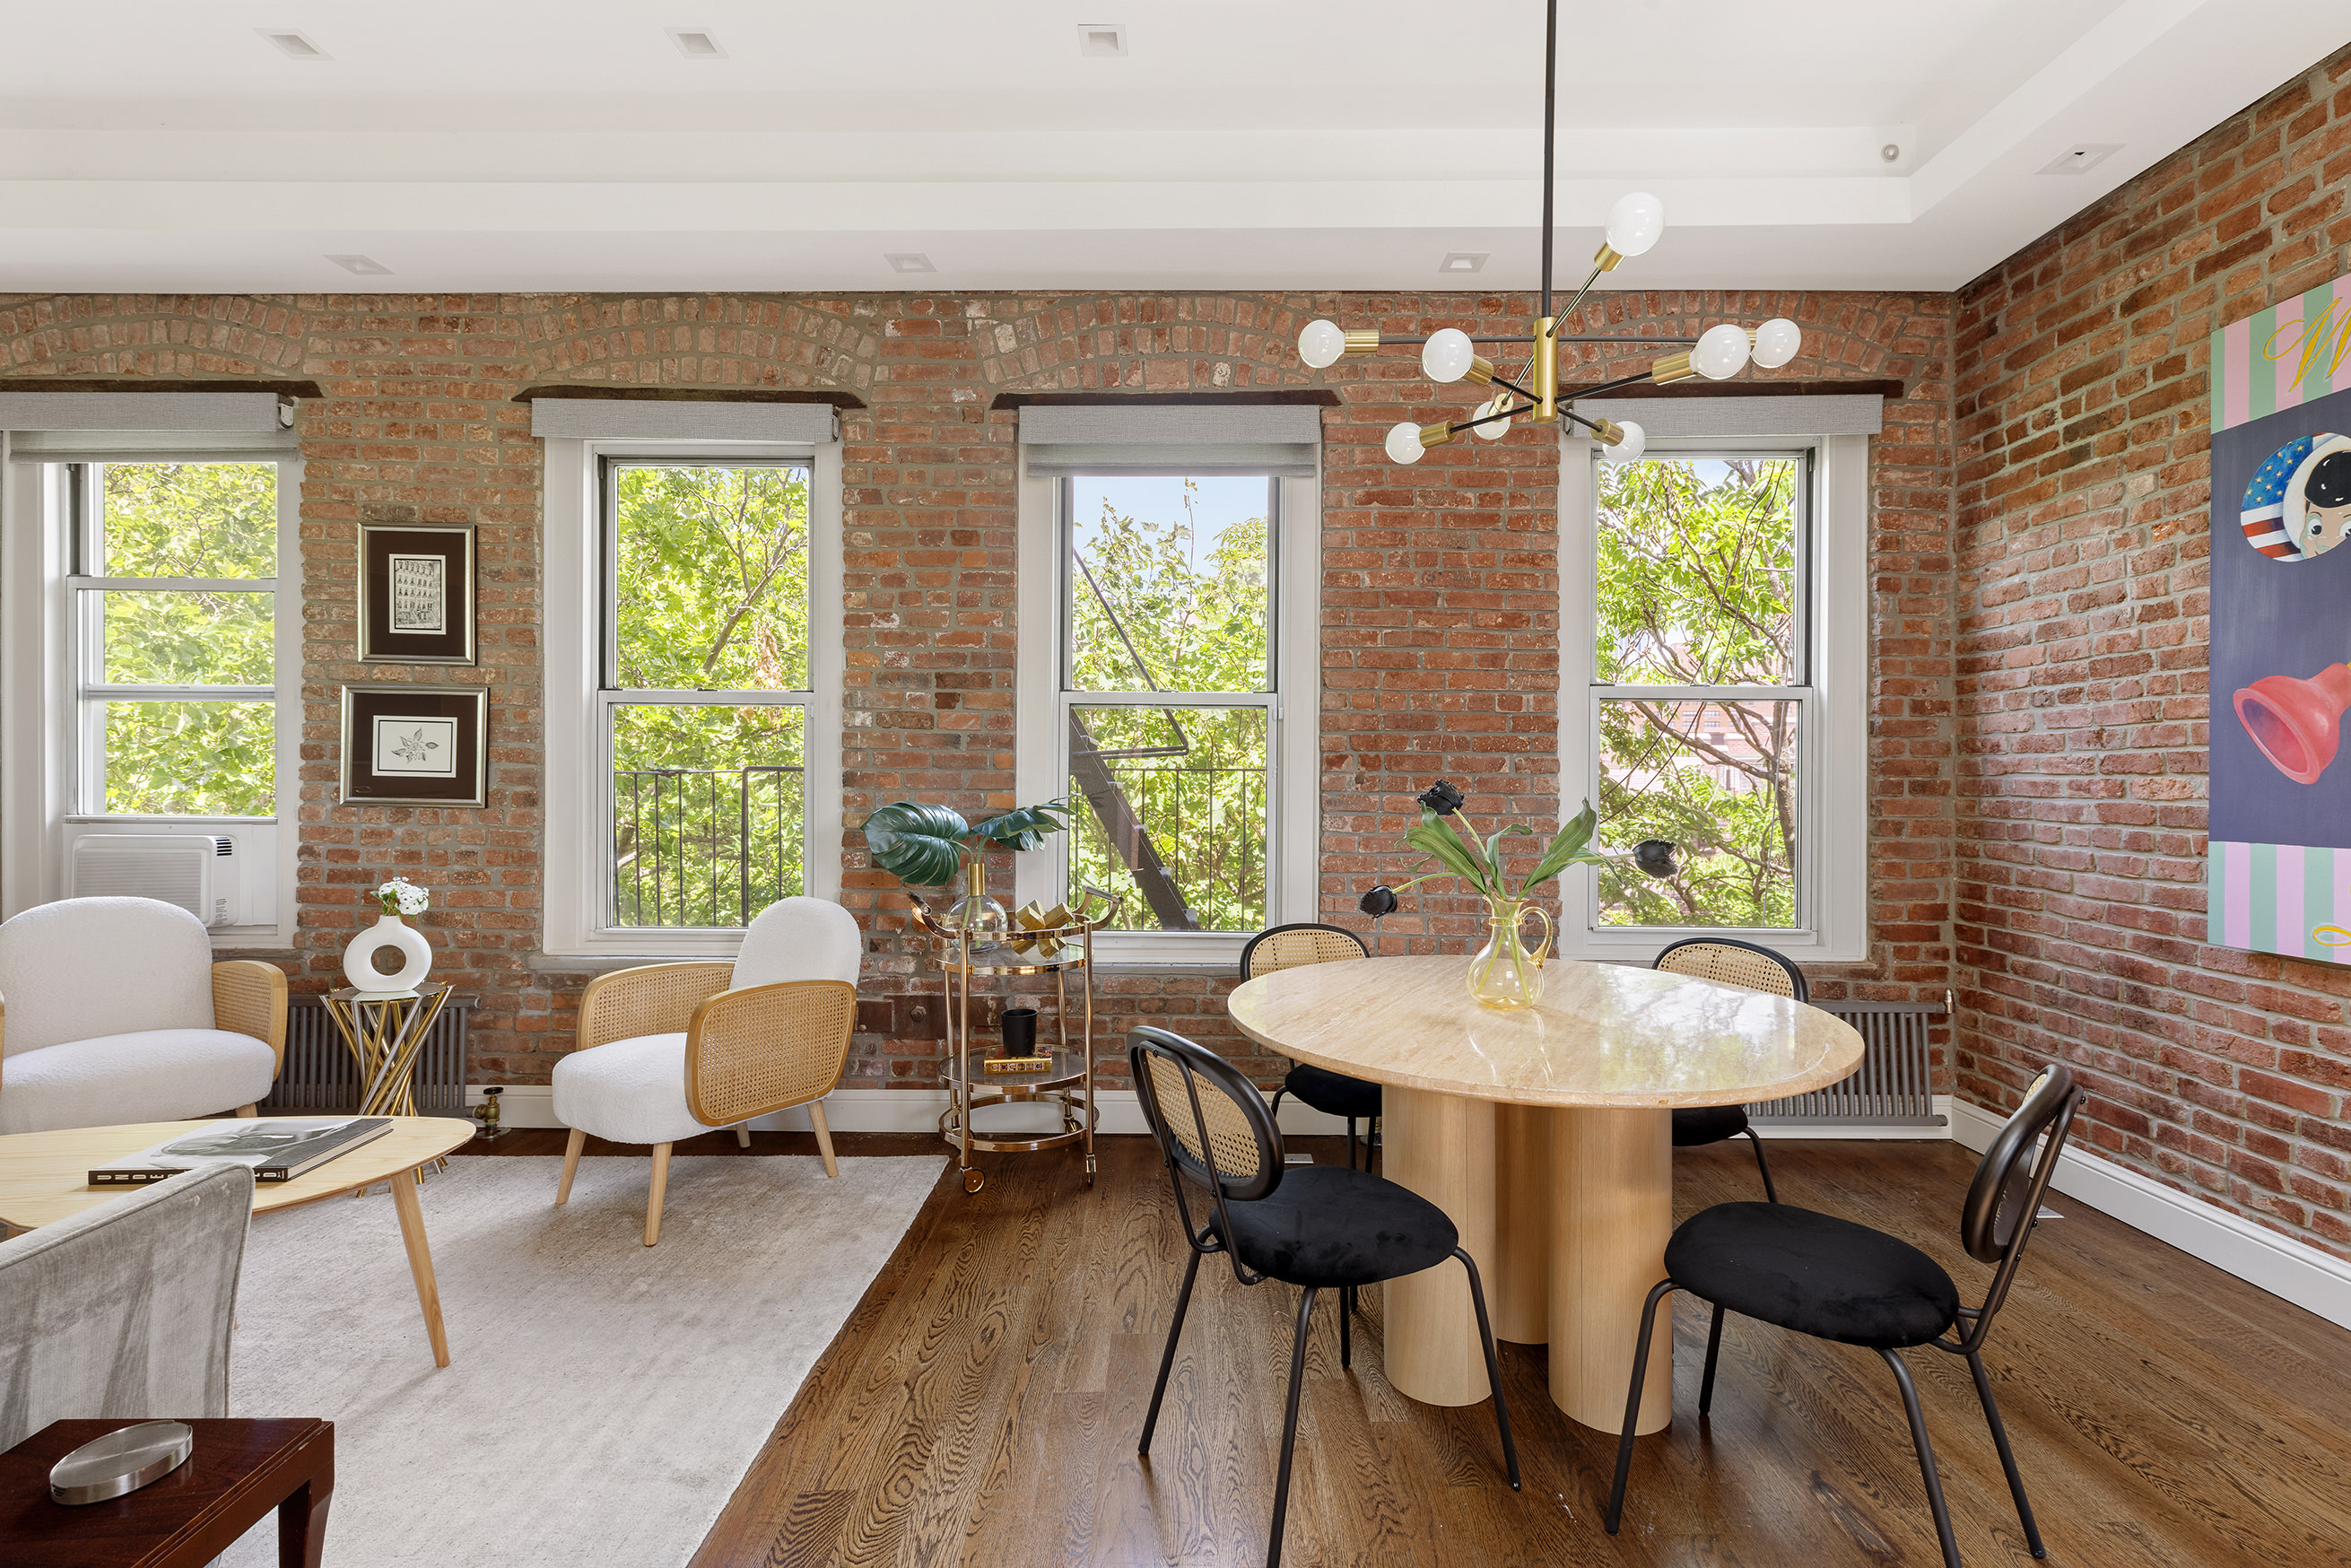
[1749,1001,1945,1127]
[259,995,475,1119]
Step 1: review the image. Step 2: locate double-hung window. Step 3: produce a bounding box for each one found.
[536,397,843,957]
[1557,400,1873,963]
[2,403,300,940]
[1015,405,1321,966]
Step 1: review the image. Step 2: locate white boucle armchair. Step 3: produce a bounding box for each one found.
[0,897,286,1136]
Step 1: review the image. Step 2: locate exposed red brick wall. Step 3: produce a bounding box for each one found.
[0,283,1953,1096]
[1955,47,2351,1259]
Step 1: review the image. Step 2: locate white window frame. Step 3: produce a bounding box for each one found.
[542,435,843,957]
[1014,456,1320,968]
[0,446,301,945]
[1555,426,1868,964]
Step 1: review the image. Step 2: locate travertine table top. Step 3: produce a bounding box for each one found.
[1228,954,1863,1108]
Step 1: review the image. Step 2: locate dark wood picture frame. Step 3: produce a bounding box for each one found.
[359,523,476,665]
[339,686,488,806]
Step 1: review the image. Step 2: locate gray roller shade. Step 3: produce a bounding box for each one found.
[1020,404,1320,476]
[530,398,839,444]
[3,391,297,460]
[1569,394,1884,438]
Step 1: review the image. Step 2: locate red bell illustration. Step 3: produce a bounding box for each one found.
[2234,663,2351,784]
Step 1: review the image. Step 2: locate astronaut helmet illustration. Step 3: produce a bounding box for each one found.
[2290,437,2351,558]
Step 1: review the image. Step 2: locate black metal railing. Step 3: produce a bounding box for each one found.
[612,765,802,928]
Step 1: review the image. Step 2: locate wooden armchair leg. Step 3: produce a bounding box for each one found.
[807,1102,840,1179]
[645,1143,673,1246]
[735,1124,752,1148]
[555,1128,586,1205]
[235,1104,258,1118]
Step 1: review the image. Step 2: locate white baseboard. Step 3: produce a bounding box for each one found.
[467,1085,1354,1138]
[1949,1097,2351,1332]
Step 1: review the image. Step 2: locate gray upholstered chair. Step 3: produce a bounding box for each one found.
[0,1163,254,1452]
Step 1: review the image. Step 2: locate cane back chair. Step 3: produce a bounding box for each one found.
[1243,923,1381,1170]
[1653,935,1809,1201]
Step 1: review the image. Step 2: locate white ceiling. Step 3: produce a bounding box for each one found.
[1,0,2344,295]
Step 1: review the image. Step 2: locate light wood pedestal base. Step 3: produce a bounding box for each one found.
[1380,1085,1496,1405]
[1551,1105,1673,1433]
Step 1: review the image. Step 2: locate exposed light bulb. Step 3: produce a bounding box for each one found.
[1422,328,1478,384]
[1470,392,1513,440]
[1604,192,1666,258]
[1385,421,1429,464]
[1751,317,1801,370]
[1298,318,1347,370]
[1690,323,1752,379]
[1599,420,1646,464]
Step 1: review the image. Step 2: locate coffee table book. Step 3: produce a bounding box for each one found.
[88,1118,395,1188]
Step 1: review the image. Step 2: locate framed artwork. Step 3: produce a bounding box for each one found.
[359,523,476,665]
[340,686,488,806]
[2207,272,2351,963]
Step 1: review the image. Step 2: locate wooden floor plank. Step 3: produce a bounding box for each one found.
[465,1130,2351,1567]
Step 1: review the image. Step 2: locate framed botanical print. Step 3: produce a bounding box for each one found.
[340,686,488,806]
[359,523,476,664]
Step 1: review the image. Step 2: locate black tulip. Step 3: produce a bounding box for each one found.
[1359,884,1399,918]
[1416,779,1466,816]
[1633,839,1680,877]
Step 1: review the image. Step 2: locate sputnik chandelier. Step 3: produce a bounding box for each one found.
[1296,0,1804,466]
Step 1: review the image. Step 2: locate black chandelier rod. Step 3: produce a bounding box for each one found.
[1541,0,1557,319]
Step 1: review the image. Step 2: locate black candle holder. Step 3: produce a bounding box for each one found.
[1000,1006,1040,1057]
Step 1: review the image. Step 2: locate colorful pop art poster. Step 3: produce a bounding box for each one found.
[2208,273,2351,963]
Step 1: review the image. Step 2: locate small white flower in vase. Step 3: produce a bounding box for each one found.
[344,876,436,998]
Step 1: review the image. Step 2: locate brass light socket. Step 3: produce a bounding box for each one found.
[1592,418,1627,447]
[1465,354,1496,386]
[1532,317,1559,424]
[1650,352,1698,386]
[1419,422,1458,449]
[1343,329,1382,356]
[1592,242,1624,273]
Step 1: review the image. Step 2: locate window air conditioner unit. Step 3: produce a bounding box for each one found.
[68,834,238,928]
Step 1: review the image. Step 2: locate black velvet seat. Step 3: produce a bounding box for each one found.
[1210,1164,1458,1289]
[1242,924,1383,1169]
[1130,1026,1517,1568]
[1655,936,1810,1202]
[1663,1202,1962,1350]
[1607,1065,2089,1568]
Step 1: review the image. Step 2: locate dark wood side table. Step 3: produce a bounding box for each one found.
[0,1418,332,1567]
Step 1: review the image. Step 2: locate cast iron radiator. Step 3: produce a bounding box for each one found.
[257,995,475,1119]
[1747,1001,1946,1127]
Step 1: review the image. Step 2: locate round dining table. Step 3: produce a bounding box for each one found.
[1228,953,1864,1433]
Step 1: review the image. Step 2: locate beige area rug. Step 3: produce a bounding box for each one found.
[219,1154,943,1567]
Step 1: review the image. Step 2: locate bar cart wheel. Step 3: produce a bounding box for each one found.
[962,1167,987,1195]
[1085,1154,1097,1187]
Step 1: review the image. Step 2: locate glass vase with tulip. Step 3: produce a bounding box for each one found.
[1358,780,1679,1010]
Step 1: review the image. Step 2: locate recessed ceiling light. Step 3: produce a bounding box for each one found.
[885,253,936,274]
[1440,253,1489,274]
[257,29,329,60]
[327,255,392,275]
[666,27,727,58]
[2039,143,2121,177]
[1078,22,1128,57]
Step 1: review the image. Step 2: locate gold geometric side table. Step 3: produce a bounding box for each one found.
[322,983,455,1183]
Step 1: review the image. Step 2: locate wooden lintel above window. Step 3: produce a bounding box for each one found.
[1562,378,1905,402]
[512,384,866,410]
[989,389,1342,411]
[0,377,324,400]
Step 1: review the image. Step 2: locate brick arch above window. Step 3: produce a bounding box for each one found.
[519,294,880,393]
[0,293,310,378]
[973,293,1325,393]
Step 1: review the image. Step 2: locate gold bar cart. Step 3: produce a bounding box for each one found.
[910,892,1119,1195]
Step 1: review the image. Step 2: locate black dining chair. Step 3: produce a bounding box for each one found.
[1129,1025,1519,1568]
[1605,1063,2086,1568]
[1244,923,1382,1171]
[1654,935,1807,1201]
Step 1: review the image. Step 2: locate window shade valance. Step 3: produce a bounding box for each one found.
[1569,394,1884,438]
[528,397,839,444]
[2,391,298,461]
[1019,404,1321,477]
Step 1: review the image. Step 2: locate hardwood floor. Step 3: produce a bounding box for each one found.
[464,1129,2351,1566]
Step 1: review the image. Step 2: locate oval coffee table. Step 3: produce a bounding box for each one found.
[0,1116,475,1368]
[1229,954,1863,1433]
